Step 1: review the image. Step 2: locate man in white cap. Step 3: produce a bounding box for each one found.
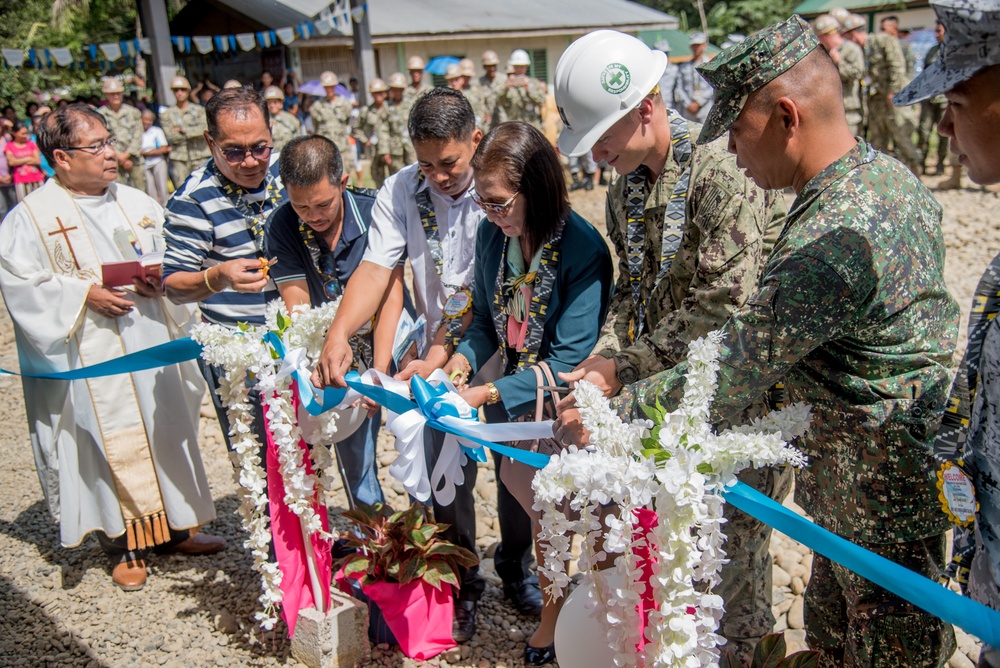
[895,3,1000,664]
[813,14,865,136]
[160,75,210,189]
[497,49,546,131]
[98,78,145,191]
[310,71,355,182]
[403,55,429,106]
[553,29,788,662]
[676,31,715,123]
[264,85,301,152]
[445,63,465,91]
[479,49,503,94]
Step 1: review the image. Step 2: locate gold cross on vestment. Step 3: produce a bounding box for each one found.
[49,217,81,270]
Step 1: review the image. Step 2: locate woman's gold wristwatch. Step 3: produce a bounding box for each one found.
[486,382,501,405]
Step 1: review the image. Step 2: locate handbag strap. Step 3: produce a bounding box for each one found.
[529,360,568,423]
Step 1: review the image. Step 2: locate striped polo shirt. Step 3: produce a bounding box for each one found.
[163,156,285,327]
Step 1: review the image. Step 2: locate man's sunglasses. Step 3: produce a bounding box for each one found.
[215,142,273,165]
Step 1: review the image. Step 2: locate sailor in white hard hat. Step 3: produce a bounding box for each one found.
[553,29,788,664]
[496,49,546,131]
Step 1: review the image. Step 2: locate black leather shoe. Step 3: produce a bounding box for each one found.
[584,177,594,191]
[525,642,556,666]
[503,576,543,616]
[453,600,477,643]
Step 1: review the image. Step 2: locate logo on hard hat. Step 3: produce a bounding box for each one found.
[600,63,631,94]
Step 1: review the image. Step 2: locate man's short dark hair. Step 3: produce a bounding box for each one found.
[881,15,899,26]
[408,87,476,143]
[205,86,269,139]
[278,135,343,187]
[36,103,107,164]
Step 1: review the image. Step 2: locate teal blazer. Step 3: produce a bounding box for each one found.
[456,210,613,421]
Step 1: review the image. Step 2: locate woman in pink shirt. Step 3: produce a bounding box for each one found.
[5,122,43,202]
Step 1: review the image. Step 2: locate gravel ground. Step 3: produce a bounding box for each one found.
[0,177,995,667]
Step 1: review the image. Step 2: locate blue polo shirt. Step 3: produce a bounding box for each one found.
[264,187,376,306]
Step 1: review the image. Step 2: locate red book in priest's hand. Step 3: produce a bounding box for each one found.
[102,251,164,288]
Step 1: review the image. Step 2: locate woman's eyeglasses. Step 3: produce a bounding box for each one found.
[471,190,518,216]
[58,138,118,155]
[216,143,273,165]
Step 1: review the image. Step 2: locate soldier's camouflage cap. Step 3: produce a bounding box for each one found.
[695,14,819,144]
[894,0,1000,106]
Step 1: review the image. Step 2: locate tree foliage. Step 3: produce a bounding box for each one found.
[0,0,140,111]
[635,0,797,42]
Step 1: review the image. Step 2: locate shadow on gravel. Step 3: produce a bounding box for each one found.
[0,500,106,590]
[0,573,107,667]
[159,493,295,665]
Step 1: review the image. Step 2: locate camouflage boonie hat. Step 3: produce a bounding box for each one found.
[695,14,819,144]
[894,0,1000,106]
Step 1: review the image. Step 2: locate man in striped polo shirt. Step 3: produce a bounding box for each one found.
[162,86,286,452]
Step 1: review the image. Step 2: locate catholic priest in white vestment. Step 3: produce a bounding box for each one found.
[0,104,226,591]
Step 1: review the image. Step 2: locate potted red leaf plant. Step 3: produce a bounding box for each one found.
[334,501,479,660]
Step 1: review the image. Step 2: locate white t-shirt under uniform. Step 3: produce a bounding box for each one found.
[363,163,482,345]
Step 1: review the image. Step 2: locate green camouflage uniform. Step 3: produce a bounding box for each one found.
[837,39,866,136]
[497,76,545,131]
[396,90,424,165]
[310,96,355,173]
[479,74,506,129]
[865,34,922,171]
[917,44,949,173]
[99,103,145,191]
[159,103,209,189]
[464,82,495,133]
[353,102,402,188]
[615,17,959,666]
[598,111,790,660]
[270,110,301,153]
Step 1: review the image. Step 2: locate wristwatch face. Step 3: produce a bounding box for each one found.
[616,357,639,385]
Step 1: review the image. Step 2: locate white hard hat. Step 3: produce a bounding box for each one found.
[102,78,124,94]
[223,79,242,89]
[320,70,338,87]
[554,30,667,157]
[509,49,531,66]
[369,77,388,93]
[829,7,850,25]
[170,75,191,90]
[263,85,284,101]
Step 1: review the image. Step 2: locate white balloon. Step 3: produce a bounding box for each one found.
[554,573,624,668]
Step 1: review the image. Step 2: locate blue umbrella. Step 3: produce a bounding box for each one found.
[425,56,460,76]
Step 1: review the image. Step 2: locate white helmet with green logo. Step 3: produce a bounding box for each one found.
[554,30,667,157]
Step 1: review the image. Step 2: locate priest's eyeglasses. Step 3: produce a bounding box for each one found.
[58,138,118,155]
[471,190,518,216]
[219,144,273,165]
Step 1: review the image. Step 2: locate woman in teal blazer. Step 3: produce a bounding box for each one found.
[443,121,612,665]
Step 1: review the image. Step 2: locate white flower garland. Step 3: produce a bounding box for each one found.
[192,299,342,630]
[534,331,811,667]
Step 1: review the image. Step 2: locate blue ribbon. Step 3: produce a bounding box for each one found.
[723,481,1000,648]
[0,338,203,381]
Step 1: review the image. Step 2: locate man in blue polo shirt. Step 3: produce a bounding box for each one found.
[162,86,286,453]
[265,135,404,507]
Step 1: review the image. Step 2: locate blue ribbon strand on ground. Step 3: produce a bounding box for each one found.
[3,339,1000,647]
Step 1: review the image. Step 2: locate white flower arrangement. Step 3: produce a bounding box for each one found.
[192,299,342,630]
[533,331,811,667]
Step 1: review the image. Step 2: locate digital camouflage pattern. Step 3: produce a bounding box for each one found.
[353,102,402,188]
[496,75,546,131]
[866,33,922,171]
[836,39,866,135]
[674,60,714,124]
[479,74,506,129]
[596,119,786,378]
[598,115,789,660]
[613,140,960,546]
[696,14,819,144]
[395,91,423,165]
[310,95,355,171]
[270,110,301,153]
[98,103,145,189]
[462,83,494,133]
[159,103,209,164]
[805,535,955,668]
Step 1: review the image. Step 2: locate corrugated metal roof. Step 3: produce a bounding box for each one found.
[213,0,676,34]
[793,0,927,16]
